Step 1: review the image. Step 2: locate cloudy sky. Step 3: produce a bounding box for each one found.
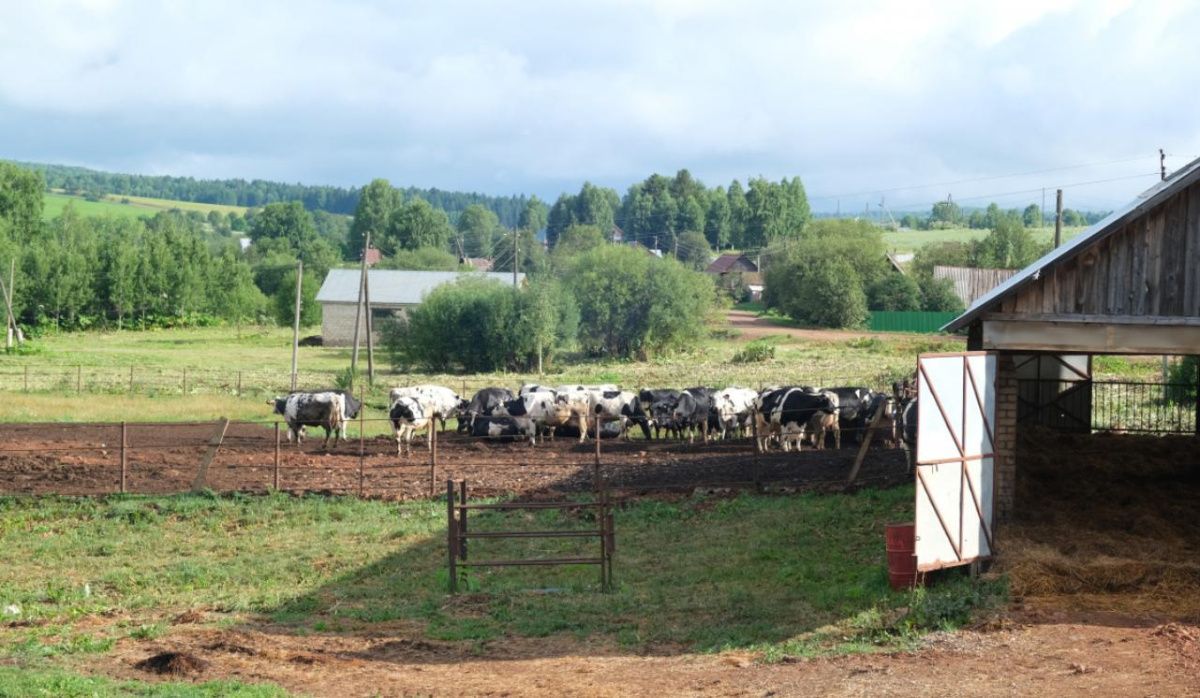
[2,0,1199,212]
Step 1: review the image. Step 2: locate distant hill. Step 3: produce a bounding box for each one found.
[14,161,530,227]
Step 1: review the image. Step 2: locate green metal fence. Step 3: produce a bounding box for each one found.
[867,311,959,333]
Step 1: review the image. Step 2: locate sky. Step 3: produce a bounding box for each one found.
[3,0,1200,213]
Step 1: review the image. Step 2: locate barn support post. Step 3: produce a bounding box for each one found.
[119,421,127,494]
[1194,356,1200,437]
[273,422,281,491]
[290,259,303,392]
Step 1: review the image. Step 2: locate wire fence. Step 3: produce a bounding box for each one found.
[1018,378,1199,434]
[0,416,910,499]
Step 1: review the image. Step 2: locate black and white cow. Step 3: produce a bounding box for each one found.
[713,387,758,439]
[591,390,650,440]
[269,391,349,449]
[389,385,466,446]
[673,387,715,443]
[754,387,838,452]
[824,387,876,447]
[458,387,516,433]
[638,389,681,439]
[518,383,555,396]
[495,391,574,445]
[469,415,525,440]
[389,396,432,456]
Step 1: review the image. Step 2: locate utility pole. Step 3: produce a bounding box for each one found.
[513,230,519,288]
[1054,189,1063,248]
[1160,148,1167,181]
[290,259,303,391]
[349,229,371,391]
[1041,188,1047,229]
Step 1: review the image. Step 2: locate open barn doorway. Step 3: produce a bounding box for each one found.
[1002,353,1200,620]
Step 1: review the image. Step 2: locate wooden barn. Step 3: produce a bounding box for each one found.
[909,161,1200,576]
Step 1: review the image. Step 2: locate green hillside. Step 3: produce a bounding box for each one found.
[42,191,247,221]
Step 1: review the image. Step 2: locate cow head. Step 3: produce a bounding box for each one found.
[341,392,362,419]
[269,397,287,415]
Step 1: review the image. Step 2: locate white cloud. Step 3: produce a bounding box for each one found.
[0,0,1198,208]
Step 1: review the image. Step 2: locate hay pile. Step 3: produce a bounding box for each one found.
[997,428,1200,619]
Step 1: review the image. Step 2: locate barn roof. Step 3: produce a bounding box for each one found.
[944,156,1200,332]
[316,269,525,306]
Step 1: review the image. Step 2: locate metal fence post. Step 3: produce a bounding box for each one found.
[459,479,468,562]
[273,421,281,491]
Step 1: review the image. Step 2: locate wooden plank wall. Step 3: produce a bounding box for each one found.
[1006,180,1200,317]
[933,266,1018,306]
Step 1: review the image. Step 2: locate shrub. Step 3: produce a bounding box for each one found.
[766,255,868,329]
[868,273,922,311]
[731,340,775,363]
[563,245,715,359]
[918,276,965,313]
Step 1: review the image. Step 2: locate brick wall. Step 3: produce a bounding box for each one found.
[993,352,1018,522]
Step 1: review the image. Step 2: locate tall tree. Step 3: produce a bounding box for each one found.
[456,203,500,258]
[349,178,402,255]
[545,194,577,249]
[0,162,44,242]
[517,195,549,233]
[386,198,453,252]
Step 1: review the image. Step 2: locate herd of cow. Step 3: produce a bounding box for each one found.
[268,379,920,464]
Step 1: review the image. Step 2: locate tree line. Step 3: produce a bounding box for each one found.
[17,161,530,228]
[899,200,1108,231]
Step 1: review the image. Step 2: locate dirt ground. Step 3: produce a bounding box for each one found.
[0,421,908,499]
[83,608,1199,697]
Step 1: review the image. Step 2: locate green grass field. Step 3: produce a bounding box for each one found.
[0,324,962,423]
[0,489,1002,691]
[882,225,1087,253]
[43,191,247,221]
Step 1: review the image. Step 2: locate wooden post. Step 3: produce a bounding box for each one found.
[236,371,242,395]
[129,365,134,393]
[364,258,375,387]
[1194,357,1200,437]
[593,411,601,491]
[429,422,438,498]
[349,230,371,392]
[273,421,281,491]
[76,365,82,393]
[847,404,887,486]
[191,417,230,492]
[119,421,127,494]
[358,380,366,497]
[447,479,458,594]
[290,259,303,392]
[1054,189,1063,248]
[459,480,468,562]
[182,368,188,395]
[23,364,28,392]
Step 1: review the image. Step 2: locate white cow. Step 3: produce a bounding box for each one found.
[589,390,647,440]
[494,391,573,445]
[389,385,464,448]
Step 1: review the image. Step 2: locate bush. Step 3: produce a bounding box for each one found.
[563,245,715,358]
[868,273,922,311]
[272,269,321,327]
[918,276,965,313]
[384,276,577,372]
[1166,356,1198,404]
[766,255,868,328]
[731,340,775,363]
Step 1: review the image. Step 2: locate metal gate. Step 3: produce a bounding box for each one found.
[914,352,997,572]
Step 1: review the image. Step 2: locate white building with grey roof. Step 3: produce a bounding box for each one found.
[315,269,525,346]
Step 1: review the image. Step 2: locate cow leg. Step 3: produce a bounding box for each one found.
[577,413,588,443]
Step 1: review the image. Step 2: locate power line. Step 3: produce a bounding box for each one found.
[884,171,1160,213]
[807,154,1162,201]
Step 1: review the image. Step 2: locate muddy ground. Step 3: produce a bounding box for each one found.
[0,421,908,499]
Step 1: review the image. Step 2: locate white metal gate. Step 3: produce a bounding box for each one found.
[914,352,997,571]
